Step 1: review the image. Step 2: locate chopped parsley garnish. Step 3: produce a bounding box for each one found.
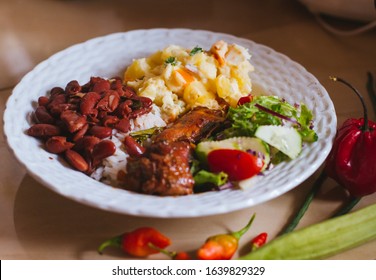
[190,46,203,56]
[164,56,177,66]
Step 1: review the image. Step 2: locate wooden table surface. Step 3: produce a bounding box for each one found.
[1,0,375,260]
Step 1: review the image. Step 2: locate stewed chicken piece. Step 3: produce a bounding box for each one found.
[123,107,225,196]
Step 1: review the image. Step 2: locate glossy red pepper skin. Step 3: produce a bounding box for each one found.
[98,227,171,257]
[250,232,268,251]
[325,118,376,197]
[173,251,191,260]
[122,227,171,257]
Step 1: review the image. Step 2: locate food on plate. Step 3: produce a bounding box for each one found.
[26,41,318,196]
[206,149,264,181]
[124,40,254,121]
[255,125,302,160]
[124,107,225,196]
[195,136,270,170]
[27,76,165,175]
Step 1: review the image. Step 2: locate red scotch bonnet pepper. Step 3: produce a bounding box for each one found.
[97,227,171,257]
[325,77,376,197]
[280,76,376,235]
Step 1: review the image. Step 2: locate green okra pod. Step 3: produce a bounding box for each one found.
[239,203,376,260]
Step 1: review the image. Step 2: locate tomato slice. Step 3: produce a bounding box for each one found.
[207,149,264,181]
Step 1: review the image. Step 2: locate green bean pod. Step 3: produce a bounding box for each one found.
[239,203,376,260]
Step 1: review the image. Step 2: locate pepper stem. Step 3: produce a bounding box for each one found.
[148,243,177,259]
[366,72,376,117]
[279,170,328,236]
[332,196,361,218]
[231,213,256,240]
[97,235,122,254]
[330,76,369,131]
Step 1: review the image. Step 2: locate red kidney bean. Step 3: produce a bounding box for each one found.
[60,110,87,133]
[114,118,131,133]
[91,140,116,165]
[123,135,145,157]
[86,114,100,125]
[110,78,124,95]
[72,123,89,142]
[80,92,100,116]
[45,136,74,154]
[50,103,75,117]
[88,125,112,139]
[129,107,152,119]
[102,115,119,127]
[74,135,100,156]
[115,100,132,118]
[67,95,82,106]
[47,95,67,117]
[27,124,61,138]
[123,86,137,98]
[65,149,89,172]
[65,80,81,95]
[50,86,65,96]
[97,110,108,120]
[28,77,156,174]
[38,96,50,107]
[138,96,153,108]
[92,78,110,93]
[96,90,120,112]
[47,93,66,110]
[35,106,55,124]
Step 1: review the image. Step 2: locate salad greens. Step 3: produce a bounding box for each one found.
[127,95,318,191]
[223,96,318,142]
[192,95,319,187]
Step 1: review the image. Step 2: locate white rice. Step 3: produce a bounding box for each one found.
[90,104,167,186]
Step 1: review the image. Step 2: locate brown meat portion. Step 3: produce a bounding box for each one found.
[125,141,194,196]
[123,107,225,196]
[153,106,225,143]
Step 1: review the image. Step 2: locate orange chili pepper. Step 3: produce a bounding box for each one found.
[98,227,171,257]
[197,214,256,260]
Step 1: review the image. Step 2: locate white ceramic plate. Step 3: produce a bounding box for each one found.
[3,29,337,218]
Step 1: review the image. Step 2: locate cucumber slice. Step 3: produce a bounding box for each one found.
[195,137,270,170]
[255,125,302,159]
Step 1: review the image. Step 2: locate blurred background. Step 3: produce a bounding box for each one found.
[1,0,375,92]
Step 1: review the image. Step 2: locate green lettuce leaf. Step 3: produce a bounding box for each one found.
[223,96,318,142]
